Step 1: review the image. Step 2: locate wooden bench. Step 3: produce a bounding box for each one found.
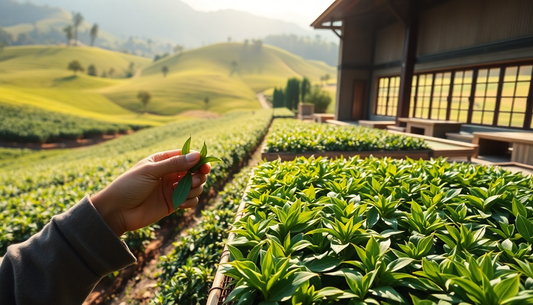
[445,132,474,143]
[473,132,533,165]
[400,118,462,138]
[313,114,335,123]
[387,126,406,132]
[358,120,396,129]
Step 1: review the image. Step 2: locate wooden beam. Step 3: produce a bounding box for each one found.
[396,0,419,125]
[386,0,406,25]
[332,29,343,39]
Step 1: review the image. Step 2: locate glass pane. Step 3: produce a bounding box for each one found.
[502,83,516,97]
[435,74,442,86]
[504,66,518,82]
[462,84,471,95]
[459,110,468,122]
[514,98,527,112]
[489,68,500,82]
[511,113,525,128]
[498,112,511,127]
[473,98,483,110]
[464,70,473,82]
[442,72,452,85]
[518,66,532,81]
[486,83,499,96]
[516,82,531,97]
[450,109,459,120]
[460,98,470,110]
[475,84,486,96]
[471,111,482,124]
[484,97,496,111]
[412,76,417,86]
[438,110,447,120]
[483,112,494,125]
[421,108,429,118]
[477,69,488,83]
[500,98,513,111]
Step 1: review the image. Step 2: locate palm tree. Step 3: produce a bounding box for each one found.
[73,12,83,46]
[63,25,73,46]
[137,91,151,114]
[90,24,98,46]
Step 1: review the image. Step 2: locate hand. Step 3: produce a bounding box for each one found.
[90,149,211,236]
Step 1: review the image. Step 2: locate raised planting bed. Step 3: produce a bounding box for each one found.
[262,119,430,161]
[209,156,533,304]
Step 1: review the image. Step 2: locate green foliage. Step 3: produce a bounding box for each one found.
[285,78,301,110]
[273,88,285,108]
[67,59,84,74]
[223,156,533,304]
[0,102,133,143]
[273,108,294,118]
[87,64,97,76]
[301,77,311,103]
[304,86,332,113]
[137,90,151,113]
[151,169,253,305]
[0,110,271,256]
[266,119,429,152]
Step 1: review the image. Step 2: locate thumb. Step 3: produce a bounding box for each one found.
[149,151,200,177]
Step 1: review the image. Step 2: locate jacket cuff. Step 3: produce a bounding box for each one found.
[55,196,137,277]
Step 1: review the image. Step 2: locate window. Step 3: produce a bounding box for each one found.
[375,62,533,129]
[375,76,399,116]
[472,68,500,125]
[497,65,532,128]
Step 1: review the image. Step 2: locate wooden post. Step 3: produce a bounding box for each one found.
[396,0,419,125]
[523,66,533,129]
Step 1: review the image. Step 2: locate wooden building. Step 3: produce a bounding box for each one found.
[312,0,533,131]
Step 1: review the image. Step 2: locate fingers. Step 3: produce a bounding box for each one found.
[150,149,182,162]
[148,151,201,178]
[179,197,199,209]
[199,163,211,175]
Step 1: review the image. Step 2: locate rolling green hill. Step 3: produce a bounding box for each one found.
[0,43,335,126]
[100,42,336,115]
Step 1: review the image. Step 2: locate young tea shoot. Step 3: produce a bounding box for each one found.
[172,136,222,209]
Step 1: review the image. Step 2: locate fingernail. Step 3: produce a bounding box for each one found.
[193,177,200,186]
[186,151,200,162]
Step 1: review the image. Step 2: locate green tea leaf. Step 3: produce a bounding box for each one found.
[181,136,191,155]
[200,141,207,158]
[172,172,193,209]
[191,155,223,172]
[517,215,533,243]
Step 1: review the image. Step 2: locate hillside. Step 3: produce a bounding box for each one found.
[0,44,335,123]
[100,43,336,115]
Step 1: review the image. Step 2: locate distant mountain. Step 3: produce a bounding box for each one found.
[15,0,336,46]
[264,34,339,66]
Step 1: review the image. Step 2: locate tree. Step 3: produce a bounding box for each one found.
[324,74,330,85]
[108,68,115,77]
[272,88,285,108]
[301,77,311,103]
[87,64,97,76]
[67,60,84,75]
[174,44,184,54]
[204,97,210,110]
[90,23,98,46]
[162,65,169,77]
[72,13,83,46]
[137,91,151,114]
[101,71,107,78]
[63,25,73,46]
[230,60,238,75]
[284,78,301,110]
[304,86,332,113]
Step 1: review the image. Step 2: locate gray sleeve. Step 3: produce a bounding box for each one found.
[0,196,137,305]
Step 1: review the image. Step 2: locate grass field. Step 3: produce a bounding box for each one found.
[0,44,335,124]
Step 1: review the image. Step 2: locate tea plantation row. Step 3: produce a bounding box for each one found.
[0,102,141,143]
[265,119,428,153]
[0,110,271,256]
[222,157,533,304]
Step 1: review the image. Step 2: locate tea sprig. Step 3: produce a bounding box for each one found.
[172,136,222,209]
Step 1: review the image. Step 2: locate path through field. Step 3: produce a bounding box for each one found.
[256,92,270,109]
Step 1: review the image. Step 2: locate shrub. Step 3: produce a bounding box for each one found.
[304,86,331,113]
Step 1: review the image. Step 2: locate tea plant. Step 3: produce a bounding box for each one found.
[0,110,271,255]
[222,157,533,304]
[273,108,295,118]
[265,119,428,152]
[151,168,252,305]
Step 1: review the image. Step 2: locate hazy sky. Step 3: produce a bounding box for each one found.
[181,0,335,29]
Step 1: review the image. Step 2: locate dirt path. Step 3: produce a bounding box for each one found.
[256,92,271,109]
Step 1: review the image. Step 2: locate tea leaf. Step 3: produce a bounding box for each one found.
[172,172,193,209]
[181,136,191,155]
[191,156,223,172]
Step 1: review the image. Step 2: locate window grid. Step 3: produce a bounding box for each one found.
[374,63,533,130]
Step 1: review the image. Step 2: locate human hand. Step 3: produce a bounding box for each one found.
[90,149,211,236]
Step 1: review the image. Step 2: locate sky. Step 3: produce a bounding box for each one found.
[181,0,335,29]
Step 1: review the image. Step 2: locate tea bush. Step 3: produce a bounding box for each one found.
[265,119,428,153]
[223,157,533,304]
